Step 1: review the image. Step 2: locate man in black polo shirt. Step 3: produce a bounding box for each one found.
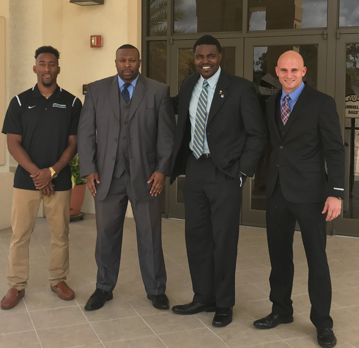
[1,46,82,310]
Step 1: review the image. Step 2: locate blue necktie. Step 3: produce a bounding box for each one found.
[122,83,131,103]
[193,80,209,159]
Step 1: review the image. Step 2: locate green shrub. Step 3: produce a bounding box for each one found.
[69,154,87,187]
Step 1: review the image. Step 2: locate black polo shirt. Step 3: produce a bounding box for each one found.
[2,85,82,191]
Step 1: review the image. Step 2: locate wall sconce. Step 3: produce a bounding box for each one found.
[90,35,103,48]
[70,0,104,5]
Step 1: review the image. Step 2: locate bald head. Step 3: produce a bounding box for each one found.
[277,50,304,67]
[275,50,307,95]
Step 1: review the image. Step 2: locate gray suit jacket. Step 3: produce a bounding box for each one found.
[78,74,175,201]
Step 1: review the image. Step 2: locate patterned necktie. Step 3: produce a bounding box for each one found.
[193,80,209,159]
[122,83,131,103]
[281,95,291,125]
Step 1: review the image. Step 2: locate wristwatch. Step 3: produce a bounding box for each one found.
[49,166,58,179]
[337,197,343,201]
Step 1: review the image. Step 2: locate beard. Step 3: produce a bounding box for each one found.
[41,79,54,87]
[40,74,56,87]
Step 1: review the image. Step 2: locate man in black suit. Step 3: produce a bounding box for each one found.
[253,51,344,348]
[170,35,267,327]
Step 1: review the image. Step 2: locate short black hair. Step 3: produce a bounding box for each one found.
[193,35,222,53]
[117,44,140,57]
[34,46,60,59]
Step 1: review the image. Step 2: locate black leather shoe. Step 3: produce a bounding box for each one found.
[84,289,113,311]
[172,301,216,315]
[253,313,293,329]
[147,293,169,310]
[212,308,233,327]
[317,328,337,348]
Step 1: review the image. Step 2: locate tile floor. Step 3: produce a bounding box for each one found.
[0,214,359,348]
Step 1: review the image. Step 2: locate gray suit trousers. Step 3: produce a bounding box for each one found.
[94,171,167,295]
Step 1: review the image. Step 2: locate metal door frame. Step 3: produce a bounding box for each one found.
[332,33,359,237]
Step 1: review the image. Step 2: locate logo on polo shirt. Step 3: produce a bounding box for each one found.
[52,103,66,109]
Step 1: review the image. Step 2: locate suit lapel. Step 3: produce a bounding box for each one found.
[183,74,199,113]
[129,74,147,120]
[178,74,200,130]
[207,70,230,125]
[267,92,281,142]
[108,75,120,120]
[281,84,311,141]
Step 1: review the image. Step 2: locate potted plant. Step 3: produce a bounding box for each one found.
[69,154,87,217]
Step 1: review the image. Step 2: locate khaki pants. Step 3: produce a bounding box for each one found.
[7,188,71,290]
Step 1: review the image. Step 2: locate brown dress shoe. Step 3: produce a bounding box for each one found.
[50,281,75,300]
[1,288,25,310]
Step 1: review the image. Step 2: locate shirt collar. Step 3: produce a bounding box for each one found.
[118,74,139,89]
[199,66,221,89]
[281,81,305,102]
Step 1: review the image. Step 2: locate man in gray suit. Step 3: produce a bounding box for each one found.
[78,44,175,311]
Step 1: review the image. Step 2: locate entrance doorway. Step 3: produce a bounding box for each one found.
[143,0,359,236]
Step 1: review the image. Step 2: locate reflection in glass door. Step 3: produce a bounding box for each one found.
[168,39,243,219]
[243,37,327,227]
[344,45,359,219]
[248,0,328,31]
[334,36,359,237]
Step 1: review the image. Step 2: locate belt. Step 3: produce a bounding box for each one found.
[198,153,212,159]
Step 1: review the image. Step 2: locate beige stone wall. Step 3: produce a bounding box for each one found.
[61,0,141,104]
[0,0,9,171]
[0,16,6,169]
[60,0,140,216]
[0,0,141,228]
[0,3,13,229]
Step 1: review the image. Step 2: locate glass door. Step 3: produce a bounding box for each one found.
[168,38,244,219]
[333,34,359,237]
[242,35,328,227]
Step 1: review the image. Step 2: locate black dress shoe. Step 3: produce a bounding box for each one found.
[172,301,216,315]
[253,313,293,329]
[212,308,233,327]
[84,289,113,311]
[317,328,337,348]
[147,293,169,310]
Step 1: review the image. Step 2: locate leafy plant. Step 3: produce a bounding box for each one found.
[69,154,87,187]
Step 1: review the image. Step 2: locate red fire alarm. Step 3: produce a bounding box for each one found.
[90,35,102,47]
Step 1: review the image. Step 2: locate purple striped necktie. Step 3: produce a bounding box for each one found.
[281,95,291,125]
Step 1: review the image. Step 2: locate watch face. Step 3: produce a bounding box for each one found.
[49,167,57,179]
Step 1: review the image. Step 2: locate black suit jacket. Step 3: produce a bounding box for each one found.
[170,69,267,183]
[266,84,345,203]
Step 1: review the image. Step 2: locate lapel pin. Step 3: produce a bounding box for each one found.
[221,94,224,98]
[219,90,222,94]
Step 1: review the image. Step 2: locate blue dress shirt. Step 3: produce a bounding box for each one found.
[280,81,305,112]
